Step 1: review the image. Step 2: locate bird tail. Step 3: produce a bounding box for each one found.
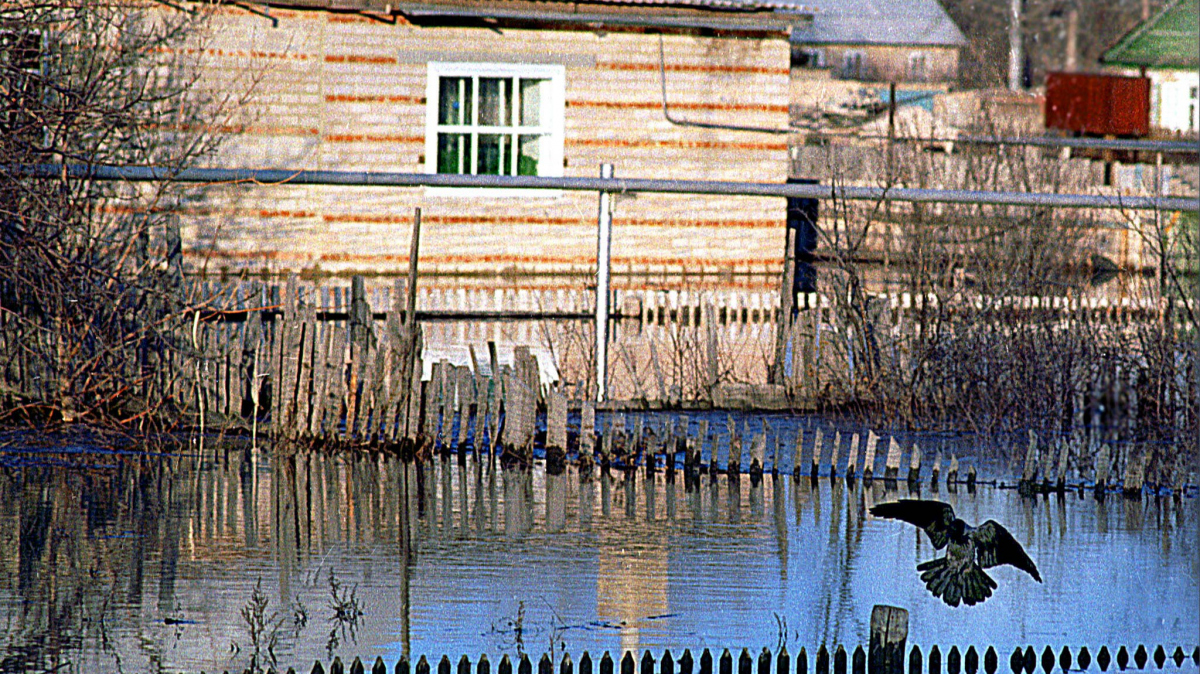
[917,558,998,607]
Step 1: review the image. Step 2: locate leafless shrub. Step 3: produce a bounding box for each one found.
[808,123,1197,448]
[0,1,251,430]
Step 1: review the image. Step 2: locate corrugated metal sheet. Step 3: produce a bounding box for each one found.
[1045,72,1151,137]
[1101,0,1199,69]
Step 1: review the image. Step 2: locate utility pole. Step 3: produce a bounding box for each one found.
[1008,0,1023,91]
[1065,8,1079,72]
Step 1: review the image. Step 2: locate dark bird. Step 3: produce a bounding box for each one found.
[870,499,1041,607]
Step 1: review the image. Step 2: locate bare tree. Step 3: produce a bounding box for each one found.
[0,1,249,428]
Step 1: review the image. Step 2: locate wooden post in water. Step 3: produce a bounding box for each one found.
[698,418,710,474]
[727,415,742,476]
[930,452,941,490]
[828,430,841,479]
[1122,445,1145,497]
[863,430,879,481]
[846,432,860,479]
[1018,430,1040,495]
[884,437,902,481]
[907,444,921,485]
[546,387,568,476]
[1054,440,1069,492]
[1095,443,1111,496]
[793,429,806,480]
[947,454,959,488]
[811,428,824,479]
[749,433,766,482]
[1038,431,1055,493]
[580,401,596,476]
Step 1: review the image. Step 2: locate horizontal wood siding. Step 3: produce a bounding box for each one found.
[179,7,790,276]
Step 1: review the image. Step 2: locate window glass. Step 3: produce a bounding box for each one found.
[476,133,511,175]
[479,77,512,126]
[437,133,469,174]
[517,135,540,176]
[520,79,543,126]
[438,77,472,125]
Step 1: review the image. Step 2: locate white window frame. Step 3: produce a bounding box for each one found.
[424,61,565,198]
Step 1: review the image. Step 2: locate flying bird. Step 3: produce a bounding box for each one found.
[870,499,1041,607]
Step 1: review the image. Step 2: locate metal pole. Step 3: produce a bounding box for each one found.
[1008,0,1022,91]
[595,163,613,403]
[11,163,1198,211]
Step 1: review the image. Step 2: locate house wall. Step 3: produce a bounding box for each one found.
[1149,69,1199,134]
[792,44,959,84]
[179,6,792,277]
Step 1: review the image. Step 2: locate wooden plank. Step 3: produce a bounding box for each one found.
[727,414,742,475]
[884,437,902,480]
[829,430,840,478]
[455,365,473,453]
[863,430,879,480]
[546,387,568,475]
[309,315,331,439]
[846,432,860,478]
[907,443,921,484]
[749,433,765,478]
[580,400,596,473]
[792,428,805,479]
[365,338,386,443]
[868,604,902,671]
[297,296,316,439]
[427,360,446,451]
[279,276,300,439]
[811,427,824,479]
[1122,445,1145,497]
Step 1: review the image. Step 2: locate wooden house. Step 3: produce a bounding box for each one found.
[179,0,814,277]
[1101,0,1199,136]
[789,0,964,85]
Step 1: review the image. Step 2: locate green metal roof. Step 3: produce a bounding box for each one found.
[1101,0,1199,69]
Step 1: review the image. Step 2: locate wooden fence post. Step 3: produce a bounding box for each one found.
[869,604,909,674]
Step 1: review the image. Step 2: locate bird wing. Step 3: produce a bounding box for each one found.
[869,499,955,549]
[972,520,1042,582]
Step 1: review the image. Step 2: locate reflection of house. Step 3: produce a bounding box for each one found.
[1100,0,1199,135]
[596,536,669,654]
[179,0,813,277]
[788,0,965,84]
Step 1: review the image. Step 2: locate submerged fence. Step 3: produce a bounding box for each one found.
[4,272,1192,492]
[238,643,1200,674]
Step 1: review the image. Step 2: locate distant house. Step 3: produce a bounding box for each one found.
[788,0,965,84]
[1101,0,1199,135]
[174,0,813,277]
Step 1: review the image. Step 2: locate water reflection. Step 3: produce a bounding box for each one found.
[0,444,1195,674]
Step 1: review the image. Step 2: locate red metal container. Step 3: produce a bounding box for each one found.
[1044,72,1150,137]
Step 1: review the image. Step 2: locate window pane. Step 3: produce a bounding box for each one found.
[476,134,512,175]
[438,77,472,125]
[517,134,540,176]
[437,133,470,174]
[519,79,543,126]
[479,78,513,126]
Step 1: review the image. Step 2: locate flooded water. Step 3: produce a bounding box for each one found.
[1,433,1196,674]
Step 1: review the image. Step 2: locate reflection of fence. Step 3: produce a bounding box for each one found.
[268,642,1200,674]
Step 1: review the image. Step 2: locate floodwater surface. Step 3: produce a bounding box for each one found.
[0,436,1196,674]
